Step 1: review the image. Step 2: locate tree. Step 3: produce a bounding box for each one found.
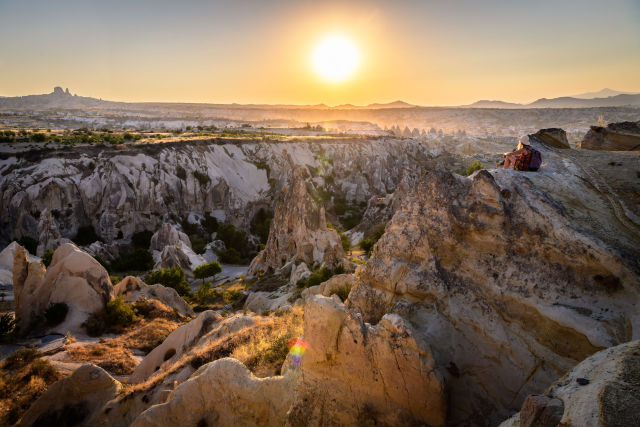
[193,261,222,285]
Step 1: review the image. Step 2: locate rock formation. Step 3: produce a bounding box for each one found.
[153,245,192,272]
[131,358,295,427]
[130,310,220,383]
[578,121,640,150]
[287,295,446,426]
[19,364,121,427]
[114,276,194,317]
[528,128,570,149]
[348,139,640,424]
[300,273,355,300]
[248,166,344,277]
[36,208,71,256]
[149,223,191,252]
[500,340,640,427]
[13,243,114,335]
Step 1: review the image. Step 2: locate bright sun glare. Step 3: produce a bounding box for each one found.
[312,35,360,83]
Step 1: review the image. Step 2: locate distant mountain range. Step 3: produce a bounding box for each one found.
[464,89,640,109]
[1,87,639,110]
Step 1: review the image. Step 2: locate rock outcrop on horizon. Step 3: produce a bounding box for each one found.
[247,166,344,277]
[13,243,114,335]
[578,121,640,150]
[500,340,640,427]
[348,139,640,424]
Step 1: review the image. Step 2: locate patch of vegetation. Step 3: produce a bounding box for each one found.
[218,247,243,264]
[327,222,351,251]
[110,248,154,273]
[466,160,484,176]
[176,165,187,180]
[194,261,222,285]
[41,249,54,267]
[250,208,273,244]
[0,314,15,342]
[359,223,386,257]
[296,265,343,289]
[147,266,191,296]
[44,302,68,326]
[202,214,219,234]
[65,341,136,375]
[14,236,38,254]
[216,223,252,262]
[0,348,61,425]
[72,225,101,246]
[84,297,137,336]
[131,230,153,249]
[193,170,211,186]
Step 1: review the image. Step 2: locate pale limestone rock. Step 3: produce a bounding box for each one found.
[130,310,220,384]
[19,364,121,427]
[114,276,194,317]
[247,166,344,277]
[83,240,119,261]
[36,208,72,256]
[287,295,446,426]
[529,128,570,149]
[153,245,191,272]
[149,223,191,252]
[301,273,355,300]
[13,243,113,336]
[132,358,295,427]
[500,340,640,427]
[578,121,640,150]
[288,262,310,286]
[348,139,640,424]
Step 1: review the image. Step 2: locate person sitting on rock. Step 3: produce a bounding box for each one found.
[503,141,540,171]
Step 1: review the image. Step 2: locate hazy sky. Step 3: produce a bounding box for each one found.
[1,0,639,105]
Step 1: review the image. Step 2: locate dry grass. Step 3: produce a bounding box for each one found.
[116,307,303,403]
[65,342,137,376]
[114,318,180,353]
[231,306,303,377]
[0,347,62,425]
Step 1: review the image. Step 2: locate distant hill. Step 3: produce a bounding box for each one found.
[570,88,639,99]
[464,90,640,109]
[464,100,523,109]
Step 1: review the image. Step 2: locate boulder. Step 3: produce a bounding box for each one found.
[154,245,191,272]
[247,166,344,277]
[287,295,446,426]
[114,276,194,317]
[130,310,220,384]
[500,340,640,427]
[13,243,114,335]
[150,223,191,252]
[301,273,355,300]
[288,262,310,286]
[529,128,570,149]
[131,358,295,427]
[347,140,640,424]
[19,364,121,427]
[83,240,120,261]
[578,121,640,150]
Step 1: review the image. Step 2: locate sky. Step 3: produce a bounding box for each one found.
[0,0,639,106]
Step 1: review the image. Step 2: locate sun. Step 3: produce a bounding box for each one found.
[312,35,360,83]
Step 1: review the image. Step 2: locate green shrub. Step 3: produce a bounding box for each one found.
[110,248,154,272]
[44,303,68,326]
[193,281,217,305]
[359,238,374,255]
[194,261,222,285]
[334,284,352,302]
[218,248,243,264]
[250,208,273,244]
[203,214,219,234]
[84,297,137,336]
[189,234,208,255]
[105,297,136,326]
[297,266,333,289]
[31,133,47,142]
[193,170,210,186]
[110,275,121,285]
[176,165,187,180]
[147,266,191,296]
[131,230,153,249]
[466,160,484,176]
[0,313,15,341]
[14,236,37,254]
[41,249,54,267]
[338,229,350,251]
[73,225,101,245]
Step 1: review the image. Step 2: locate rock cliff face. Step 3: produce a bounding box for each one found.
[247,166,344,277]
[578,121,640,150]
[500,340,640,427]
[528,128,570,149]
[348,140,640,424]
[0,139,434,248]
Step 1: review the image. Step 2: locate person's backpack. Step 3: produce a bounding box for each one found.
[527,146,542,171]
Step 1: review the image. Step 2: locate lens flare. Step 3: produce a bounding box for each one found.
[288,337,308,366]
